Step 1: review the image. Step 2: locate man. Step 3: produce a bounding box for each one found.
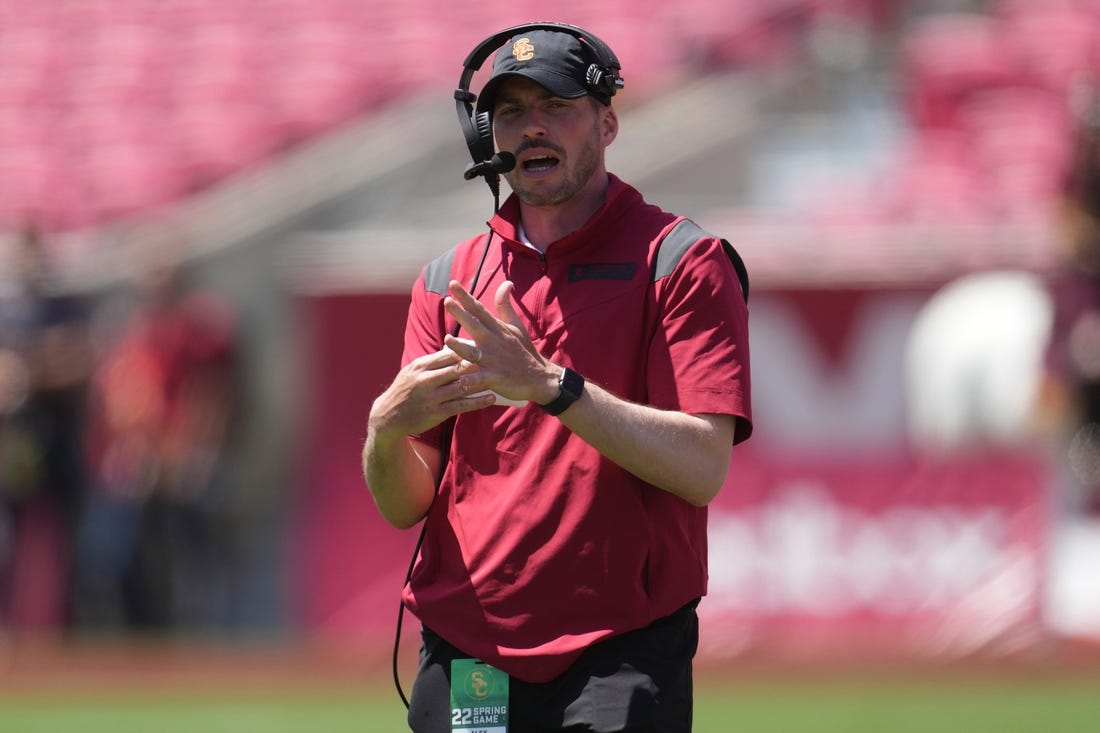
[363,24,751,733]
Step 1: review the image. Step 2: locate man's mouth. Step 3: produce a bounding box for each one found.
[522,155,559,173]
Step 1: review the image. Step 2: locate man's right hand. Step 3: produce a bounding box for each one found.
[369,346,496,440]
[363,347,495,529]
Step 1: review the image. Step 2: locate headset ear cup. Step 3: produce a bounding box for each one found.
[586,65,603,91]
[472,110,494,164]
[585,62,622,101]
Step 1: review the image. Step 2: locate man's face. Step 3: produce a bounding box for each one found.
[491,77,617,208]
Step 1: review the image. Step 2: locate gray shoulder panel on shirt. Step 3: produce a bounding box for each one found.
[652,219,750,301]
[423,248,456,295]
[653,219,709,282]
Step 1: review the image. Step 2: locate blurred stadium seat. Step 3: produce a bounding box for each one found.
[0,0,891,234]
[900,12,1016,131]
[999,4,1100,96]
[0,0,1089,250]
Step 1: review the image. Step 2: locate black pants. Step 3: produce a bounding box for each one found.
[407,600,699,733]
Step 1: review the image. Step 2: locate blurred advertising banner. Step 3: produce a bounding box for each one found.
[295,289,1054,659]
[700,449,1049,661]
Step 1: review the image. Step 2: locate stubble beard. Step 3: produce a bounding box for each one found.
[505,121,602,208]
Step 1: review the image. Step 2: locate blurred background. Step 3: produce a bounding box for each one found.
[1,0,1099,702]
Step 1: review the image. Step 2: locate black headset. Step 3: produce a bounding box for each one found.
[454,22,625,191]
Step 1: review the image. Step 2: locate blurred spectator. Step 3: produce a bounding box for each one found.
[1043,83,1100,515]
[74,243,240,632]
[0,218,92,632]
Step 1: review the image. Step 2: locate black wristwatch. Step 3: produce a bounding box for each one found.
[541,367,585,416]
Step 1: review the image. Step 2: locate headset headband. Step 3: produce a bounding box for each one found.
[456,22,622,106]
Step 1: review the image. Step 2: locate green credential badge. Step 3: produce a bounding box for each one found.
[450,658,509,733]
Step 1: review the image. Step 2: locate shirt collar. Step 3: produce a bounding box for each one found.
[488,174,640,254]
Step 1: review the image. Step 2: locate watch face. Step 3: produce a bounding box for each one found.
[560,367,584,400]
[543,367,584,416]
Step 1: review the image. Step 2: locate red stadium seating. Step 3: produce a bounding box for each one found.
[0,0,1083,237]
[999,5,1100,96]
[900,13,1017,131]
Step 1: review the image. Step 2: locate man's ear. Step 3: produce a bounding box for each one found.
[601,104,619,147]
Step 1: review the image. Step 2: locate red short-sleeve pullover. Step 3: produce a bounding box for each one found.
[398,175,751,682]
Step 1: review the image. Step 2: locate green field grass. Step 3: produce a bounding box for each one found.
[3,670,1100,733]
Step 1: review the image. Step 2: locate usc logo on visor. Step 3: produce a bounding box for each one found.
[511,38,535,62]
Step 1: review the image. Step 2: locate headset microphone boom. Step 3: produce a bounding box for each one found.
[463,151,516,181]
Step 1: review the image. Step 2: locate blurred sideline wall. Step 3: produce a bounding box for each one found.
[294,284,1054,661]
